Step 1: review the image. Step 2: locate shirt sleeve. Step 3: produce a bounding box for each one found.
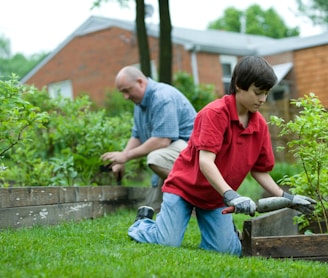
[192,107,227,153]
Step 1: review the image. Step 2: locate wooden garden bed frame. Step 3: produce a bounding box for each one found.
[242,208,328,262]
[0,186,147,230]
[2,187,327,262]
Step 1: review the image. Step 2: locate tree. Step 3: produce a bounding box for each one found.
[135,0,151,76]
[208,4,300,38]
[93,0,173,83]
[0,35,47,81]
[158,0,172,84]
[296,0,328,25]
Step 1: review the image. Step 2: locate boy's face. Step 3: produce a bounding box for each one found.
[236,83,268,113]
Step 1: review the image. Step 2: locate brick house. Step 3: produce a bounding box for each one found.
[21,16,328,107]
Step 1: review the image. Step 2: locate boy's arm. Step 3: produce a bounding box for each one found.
[199,150,256,215]
[251,170,316,215]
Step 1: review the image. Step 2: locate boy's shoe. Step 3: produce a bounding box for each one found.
[134,206,155,222]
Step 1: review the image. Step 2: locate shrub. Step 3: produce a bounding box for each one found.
[0,75,49,181]
[173,71,216,111]
[270,93,328,232]
[1,82,142,186]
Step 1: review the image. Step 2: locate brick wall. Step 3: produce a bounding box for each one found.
[294,45,328,107]
[25,27,225,106]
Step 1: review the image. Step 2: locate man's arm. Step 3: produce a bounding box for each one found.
[101,137,171,164]
[124,137,171,161]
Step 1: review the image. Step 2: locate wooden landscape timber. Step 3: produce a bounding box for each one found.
[1,187,327,262]
[0,186,147,230]
[242,208,328,262]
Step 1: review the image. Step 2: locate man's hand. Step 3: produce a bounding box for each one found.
[111,164,124,181]
[101,151,128,164]
[223,190,257,216]
[282,192,317,215]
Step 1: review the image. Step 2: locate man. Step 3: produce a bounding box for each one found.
[101,66,196,211]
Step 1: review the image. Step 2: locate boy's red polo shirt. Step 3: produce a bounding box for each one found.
[162,94,274,210]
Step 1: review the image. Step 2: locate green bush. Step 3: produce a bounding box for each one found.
[0,72,217,187]
[104,89,134,117]
[270,162,302,185]
[0,75,49,181]
[173,71,216,111]
[1,79,143,187]
[270,93,328,232]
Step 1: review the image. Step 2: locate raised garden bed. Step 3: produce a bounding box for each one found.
[0,186,147,230]
[242,208,328,262]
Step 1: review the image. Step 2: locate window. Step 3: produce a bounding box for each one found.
[220,55,237,94]
[48,80,73,100]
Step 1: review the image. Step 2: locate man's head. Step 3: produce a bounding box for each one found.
[229,56,277,95]
[115,66,148,104]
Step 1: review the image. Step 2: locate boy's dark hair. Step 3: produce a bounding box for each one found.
[229,56,277,94]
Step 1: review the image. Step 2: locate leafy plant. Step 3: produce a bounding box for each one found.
[103,88,134,117]
[270,162,302,185]
[173,71,216,111]
[1,85,139,186]
[270,93,328,232]
[0,75,49,182]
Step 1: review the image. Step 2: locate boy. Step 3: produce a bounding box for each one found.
[127,56,316,256]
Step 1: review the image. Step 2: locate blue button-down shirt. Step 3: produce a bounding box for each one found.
[132,78,196,143]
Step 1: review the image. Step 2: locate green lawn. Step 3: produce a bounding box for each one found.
[0,209,326,278]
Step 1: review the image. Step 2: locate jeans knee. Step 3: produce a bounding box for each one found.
[159,237,181,247]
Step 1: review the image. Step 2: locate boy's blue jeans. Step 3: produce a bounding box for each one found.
[128,192,242,256]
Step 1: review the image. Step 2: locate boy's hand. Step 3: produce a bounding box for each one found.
[223,190,256,216]
[282,192,317,215]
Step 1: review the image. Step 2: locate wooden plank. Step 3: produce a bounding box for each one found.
[101,186,128,201]
[0,200,127,229]
[242,208,328,261]
[0,202,92,229]
[243,208,299,237]
[0,189,10,208]
[0,187,60,208]
[0,186,148,230]
[0,186,132,208]
[249,234,328,259]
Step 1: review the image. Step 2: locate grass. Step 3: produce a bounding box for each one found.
[0,209,327,278]
[0,164,323,277]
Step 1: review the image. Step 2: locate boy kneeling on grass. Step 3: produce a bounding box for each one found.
[128,56,316,256]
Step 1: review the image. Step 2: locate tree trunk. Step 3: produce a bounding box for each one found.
[158,0,172,84]
[135,0,151,77]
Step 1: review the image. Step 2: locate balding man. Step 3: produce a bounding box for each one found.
[101,66,196,212]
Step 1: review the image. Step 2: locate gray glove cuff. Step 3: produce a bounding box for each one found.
[282,191,294,201]
[223,190,240,205]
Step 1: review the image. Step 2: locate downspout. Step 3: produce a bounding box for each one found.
[185,44,199,85]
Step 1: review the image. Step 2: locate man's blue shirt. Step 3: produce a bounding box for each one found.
[132,78,196,143]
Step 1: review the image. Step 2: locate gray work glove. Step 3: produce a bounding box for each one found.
[282,192,317,215]
[223,190,257,216]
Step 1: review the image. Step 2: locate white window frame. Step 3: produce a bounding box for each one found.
[220,55,237,94]
[48,80,73,100]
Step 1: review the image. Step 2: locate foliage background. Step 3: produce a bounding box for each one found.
[0,72,215,187]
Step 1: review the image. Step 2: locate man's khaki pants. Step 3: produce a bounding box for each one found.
[144,139,188,212]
